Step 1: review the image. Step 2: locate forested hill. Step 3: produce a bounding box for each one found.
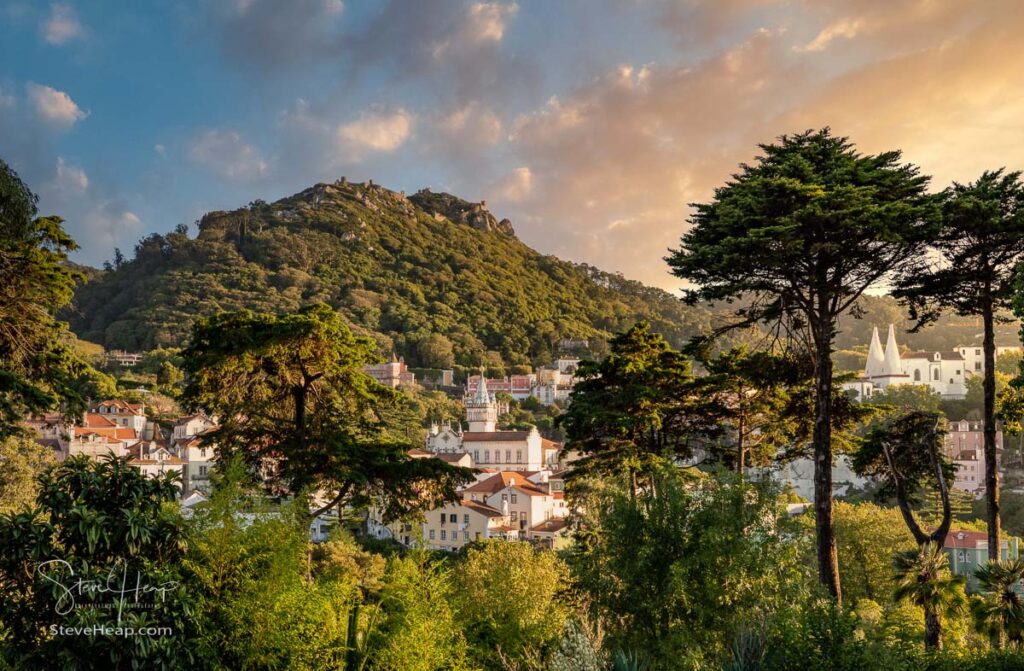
[66,179,720,368]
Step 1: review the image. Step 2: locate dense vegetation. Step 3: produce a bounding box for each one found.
[66,181,716,369]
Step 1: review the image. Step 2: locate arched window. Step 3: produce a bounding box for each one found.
[914,370,921,382]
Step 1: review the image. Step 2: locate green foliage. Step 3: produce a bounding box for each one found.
[832,501,916,605]
[864,384,943,414]
[668,128,939,600]
[970,559,1024,648]
[181,303,473,519]
[364,551,470,671]
[0,455,194,670]
[559,323,718,491]
[0,436,57,515]
[572,465,809,670]
[0,159,95,437]
[892,543,968,650]
[453,540,568,669]
[183,462,353,670]
[67,183,714,367]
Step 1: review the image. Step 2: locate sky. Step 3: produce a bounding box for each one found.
[2,0,1024,291]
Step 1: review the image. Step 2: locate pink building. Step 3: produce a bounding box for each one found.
[944,419,1004,497]
[364,353,416,388]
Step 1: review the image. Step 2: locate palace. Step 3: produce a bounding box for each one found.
[843,324,967,400]
[426,375,560,471]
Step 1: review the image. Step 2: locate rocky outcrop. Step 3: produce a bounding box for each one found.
[408,189,515,236]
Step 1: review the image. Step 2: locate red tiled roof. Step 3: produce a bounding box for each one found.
[462,431,531,442]
[84,413,118,428]
[944,530,1004,549]
[465,472,548,497]
[461,500,504,517]
[530,518,568,534]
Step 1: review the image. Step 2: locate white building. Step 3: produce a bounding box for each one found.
[957,345,1023,377]
[425,376,560,471]
[843,324,967,400]
[89,399,147,433]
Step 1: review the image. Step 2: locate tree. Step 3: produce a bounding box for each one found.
[184,461,352,670]
[832,501,915,605]
[853,411,967,649]
[971,558,1024,649]
[0,159,90,436]
[0,436,57,514]
[896,169,1024,561]
[0,455,195,669]
[416,333,455,369]
[668,129,938,600]
[181,304,473,519]
[696,348,804,471]
[572,465,807,669]
[862,384,941,414]
[364,551,470,671]
[454,540,568,669]
[558,323,718,496]
[892,543,967,651]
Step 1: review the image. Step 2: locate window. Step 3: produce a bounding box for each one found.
[976,362,982,371]
[440,514,445,524]
[450,514,457,523]
[463,514,470,524]
[464,531,469,541]
[511,494,518,504]
[511,511,518,521]
[484,450,490,463]
[199,466,208,476]
[516,450,522,463]
[501,493,508,502]
[976,348,981,355]
[441,530,446,540]
[914,370,921,381]
[506,450,511,462]
[429,530,435,540]
[200,448,207,458]
[933,369,940,381]
[474,450,479,462]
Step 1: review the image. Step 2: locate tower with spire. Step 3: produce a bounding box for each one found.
[465,369,498,432]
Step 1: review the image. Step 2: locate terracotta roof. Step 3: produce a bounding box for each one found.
[436,452,470,463]
[531,518,568,533]
[461,500,504,517]
[944,530,994,549]
[91,399,145,414]
[83,413,118,428]
[902,351,965,361]
[957,450,979,461]
[462,431,532,442]
[408,448,433,458]
[76,426,137,440]
[541,438,561,450]
[465,472,549,497]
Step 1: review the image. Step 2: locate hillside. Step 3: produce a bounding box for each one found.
[66,179,721,368]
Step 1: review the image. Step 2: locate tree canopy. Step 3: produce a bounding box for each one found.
[181,303,473,519]
[668,128,939,601]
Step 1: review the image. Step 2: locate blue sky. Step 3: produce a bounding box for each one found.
[2,1,1023,289]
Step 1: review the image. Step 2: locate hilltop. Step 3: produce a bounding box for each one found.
[66,179,719,368]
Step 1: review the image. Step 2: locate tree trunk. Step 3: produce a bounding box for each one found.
[813,325,842,602]
[737,409,746,473]
[924,607,942,651]
[983,302,1001,560]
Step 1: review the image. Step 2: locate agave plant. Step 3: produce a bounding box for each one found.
[971,558,1024,648]
[892,542,967,651]
[610,649,651,671]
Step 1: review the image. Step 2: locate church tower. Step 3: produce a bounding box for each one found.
[465,371,497,432]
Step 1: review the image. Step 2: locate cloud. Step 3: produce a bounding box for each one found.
[795,17,863,52]
[55,157,89,192]
[26,83,87,128]
[188,129,269,183]
[42,3,84,45]
[436,101,502,147]
[336,108,413,154]
[199,0,346,72]
[493,166,532,202]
